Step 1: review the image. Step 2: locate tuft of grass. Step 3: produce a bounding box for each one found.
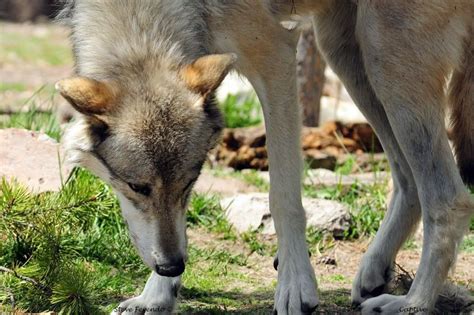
[1,109,61,140]
[50,261,100,315]
[187,193,237,240]
[0,82,28,93]
[240,230,271,256]
[0,28,72,66]
[219,94,262,128]
[460,234,474,253]
[0,85,61,140]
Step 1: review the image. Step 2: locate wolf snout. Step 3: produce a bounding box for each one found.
[155,258,185,277]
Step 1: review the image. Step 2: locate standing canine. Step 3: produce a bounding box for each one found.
[57,1,473,314]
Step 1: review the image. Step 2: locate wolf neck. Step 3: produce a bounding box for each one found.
[69,0,210,80]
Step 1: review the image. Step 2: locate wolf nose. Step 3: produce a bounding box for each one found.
[155,259,185,277]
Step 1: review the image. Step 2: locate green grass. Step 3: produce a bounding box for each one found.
[460,234,474,253]
[0,108,60,140]
[0,86,61,140]
[0,28,72,66]
[219,94,263,128]
[0,82,28,93]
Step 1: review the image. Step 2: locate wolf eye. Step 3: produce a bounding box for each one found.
[128,183,151,196]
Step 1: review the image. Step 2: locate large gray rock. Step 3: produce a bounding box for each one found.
[0,128,70,193]
[222,193,351,237]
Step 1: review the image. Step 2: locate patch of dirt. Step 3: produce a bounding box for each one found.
[194,171,259,197]
[188,228,474,312]
[0,22,72,113]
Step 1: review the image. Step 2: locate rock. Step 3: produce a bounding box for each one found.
[258,169,389,189]
[304,169,389,188]
[0,128,70,193]
[222,193,271,233]
[304,150,337,170]
[194,171,258,197]
[222,193,351,238]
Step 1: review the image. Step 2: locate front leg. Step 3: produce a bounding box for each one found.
[225,29,318,315]
[112,272,180,315]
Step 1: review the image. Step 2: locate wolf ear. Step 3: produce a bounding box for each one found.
[181,54,237,96]
[55,77,116,116]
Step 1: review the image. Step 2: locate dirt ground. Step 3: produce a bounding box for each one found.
[188,228,473,312]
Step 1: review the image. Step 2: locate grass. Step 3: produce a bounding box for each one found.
[0,25,72,66]
[0,85,61,140]
[219,94,263,128]
[0,82,28,93]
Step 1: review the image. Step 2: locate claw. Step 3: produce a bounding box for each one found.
[361,283,386,299]
[273,250,311,271]
[273,256,279,270]
[301,302,318,314]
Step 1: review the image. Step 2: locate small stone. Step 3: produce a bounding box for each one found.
[304,150,337,169]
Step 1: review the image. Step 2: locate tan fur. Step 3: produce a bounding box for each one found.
[181,54,236,96]
[56,77,117,115]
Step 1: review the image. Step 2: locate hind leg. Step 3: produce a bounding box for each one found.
[312,3,421,305]
[356,1,474,313]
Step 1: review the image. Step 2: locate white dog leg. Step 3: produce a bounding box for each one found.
[112,272,180,315]
[240,46,319,315]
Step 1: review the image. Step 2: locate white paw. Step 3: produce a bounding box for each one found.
[352,253,392,305]
[111,295,175,315]
[361,294,429,315]
[111,273,179,315]
[273,255,319,314]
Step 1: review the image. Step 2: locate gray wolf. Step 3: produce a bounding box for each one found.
[56,0,473,314]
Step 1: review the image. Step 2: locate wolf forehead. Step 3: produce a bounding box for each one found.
[83,96,221,182]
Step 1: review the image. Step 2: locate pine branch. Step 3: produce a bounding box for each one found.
[0,266,51,295]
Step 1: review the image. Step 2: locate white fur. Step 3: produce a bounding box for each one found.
[111,272,180,315]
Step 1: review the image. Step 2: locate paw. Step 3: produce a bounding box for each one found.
[111,295,176,315]
[352,254,392,306]
[273,256,319,314]
[361,294,429,315]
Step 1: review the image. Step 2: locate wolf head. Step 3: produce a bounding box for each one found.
[58,54,235,277]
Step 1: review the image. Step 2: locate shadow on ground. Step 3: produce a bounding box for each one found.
[178,287,354,314]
